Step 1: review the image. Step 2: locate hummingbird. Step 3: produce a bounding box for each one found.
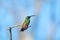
[20,15,36,32]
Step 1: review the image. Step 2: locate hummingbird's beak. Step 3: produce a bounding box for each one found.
[30,15,36,17]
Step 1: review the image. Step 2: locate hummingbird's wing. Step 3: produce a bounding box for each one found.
[27,20,30,26]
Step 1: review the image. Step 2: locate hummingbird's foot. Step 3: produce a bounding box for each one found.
[28,26,31,28]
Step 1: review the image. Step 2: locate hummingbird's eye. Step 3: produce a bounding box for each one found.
[28,16,30,18]
[26,16,30,19]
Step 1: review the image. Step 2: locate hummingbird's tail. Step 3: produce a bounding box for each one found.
[20,28,25,32]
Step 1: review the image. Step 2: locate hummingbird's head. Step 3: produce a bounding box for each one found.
[26,15,36,19]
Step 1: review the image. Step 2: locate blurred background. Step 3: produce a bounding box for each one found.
[0,0,60,40]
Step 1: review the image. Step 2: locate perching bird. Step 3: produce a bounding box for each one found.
[20,15,36,32]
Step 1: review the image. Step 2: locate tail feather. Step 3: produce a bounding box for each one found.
[20,28,25,32]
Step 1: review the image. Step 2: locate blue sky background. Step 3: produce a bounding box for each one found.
[0,0,60,40]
